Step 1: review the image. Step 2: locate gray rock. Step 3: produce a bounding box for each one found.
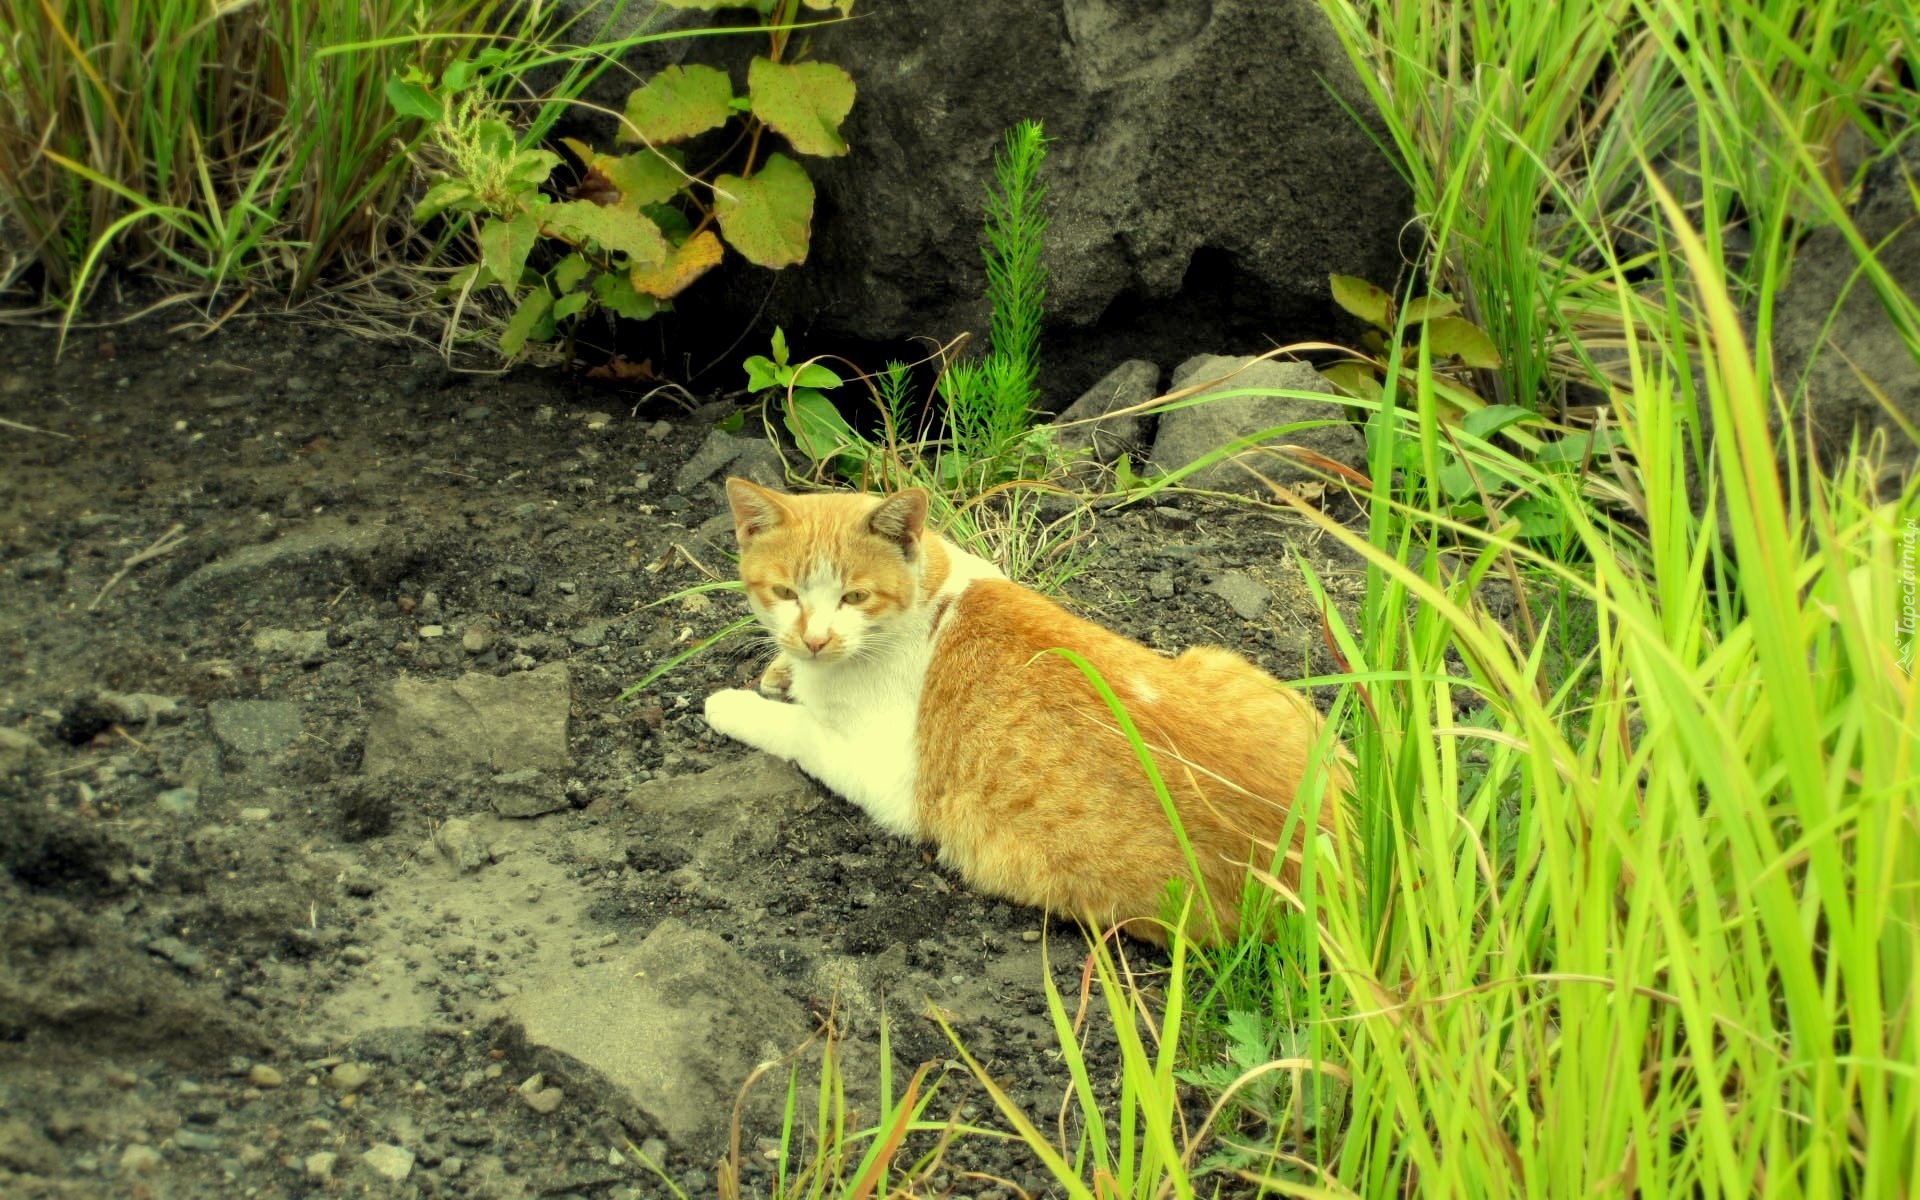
[252,629,330,664]
[361,1143,415,1181]
[489,769,568,819]
[119,1143,164,1175]
[206,700,303,758]
[573,1,1408,404]
[625,755,815,871]
[96,691,184,727]
[1151,355,1364,495]
[671,428,785,493]
[168,519,400,611]
[1207,572,1272,620]
[362,662,571,776]
[435,818,492,873]
[1050,360,1158,471]
[1771,140,1920,482]
[0,727,46,775]
[509,918,808,1153]
[155,786,200,817]
[1147,571,1176,601]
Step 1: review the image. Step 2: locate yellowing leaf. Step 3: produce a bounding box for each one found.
[1330,274,1391,328]
[620,63,733,145]
[479,210,539,286]
[1401,293,1460,322]
[1425,316,1502,368]
[564,139,687,208]
[631,230,724,298]
[713,154,815,268]
[540,200,668,266]
[748,58,855,157]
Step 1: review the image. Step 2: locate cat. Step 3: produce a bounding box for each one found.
[701,477,1349,945]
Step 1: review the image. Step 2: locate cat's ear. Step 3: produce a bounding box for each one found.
[867,488,928,558]
[725,477,789,546]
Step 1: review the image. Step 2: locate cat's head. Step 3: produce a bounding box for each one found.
[723,477,929,664]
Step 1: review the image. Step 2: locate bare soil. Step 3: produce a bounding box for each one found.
[0,304,1366,1199]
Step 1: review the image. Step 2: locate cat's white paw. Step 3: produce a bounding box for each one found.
[703,688,773,748]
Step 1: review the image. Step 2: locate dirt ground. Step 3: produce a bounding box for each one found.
[0,303,1368,1199]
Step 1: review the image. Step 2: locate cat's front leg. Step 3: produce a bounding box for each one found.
[703,688,810,760]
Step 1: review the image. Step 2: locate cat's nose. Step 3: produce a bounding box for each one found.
[803,634,830,654]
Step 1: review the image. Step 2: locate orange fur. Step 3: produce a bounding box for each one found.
[714,479,1349,946]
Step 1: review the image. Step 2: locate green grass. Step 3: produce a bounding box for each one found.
[931,0,1920,1196]
[0,0,740,347]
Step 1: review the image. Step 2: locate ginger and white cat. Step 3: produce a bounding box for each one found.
[701,477,1347,945]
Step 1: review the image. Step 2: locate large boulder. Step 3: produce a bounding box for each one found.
[1770,141,1920,483]
[566,0,1410,403]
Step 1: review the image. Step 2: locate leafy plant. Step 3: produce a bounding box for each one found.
[399,0,856,359]
[0,0,615,347]
[1320,274,1501,412]
[745,119,1058,495]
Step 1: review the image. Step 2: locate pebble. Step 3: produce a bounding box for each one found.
[518,1073,563,1114]
[120,1143,164,1175]
[419,624,446,639]
[1207,571,1272,620]
[305,1150,338,1179]
[437,818,491,873]
[362,1143,415,1181]
[238,807,272,822]
[155,786,200,817]
[1147,570,1176,601]
[172,1129,222,1152]
[327,1062,373,1094]
[1020,930,1042,943]
[462,629,491,654]
[247,1065,284,1088]
[646,420,672,440]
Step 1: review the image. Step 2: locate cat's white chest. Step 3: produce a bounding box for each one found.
[786,636,930,836]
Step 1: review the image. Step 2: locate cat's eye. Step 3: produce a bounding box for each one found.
[770,584,797,601]
[841,589,870,605]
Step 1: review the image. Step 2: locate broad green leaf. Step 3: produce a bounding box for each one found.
[540,199,667,266]
[563,139,686,208]
[479,210,539,287]
[643,204,692,241]
[620,63,734,145]
[1536,428,1627,465]
[592,271,661,321]
[770,326,789,365]
[385,75,441,122]
[713,154,814,268]
[1330,274,1391,328]
[553,290,591,321]
[474,118,516,161]
[1462,403,1533,440]
[1321,361,1384,404]
[744,355,783,392]
[790,362,842,389]
[500,288,554,356]
[747,58,855,157]
[505,148,562,190]
[414,179,476,223]
[1400,293,1460,322]
[784,387,858,463]
[631,229,723,298]
[801,0,855,12]
[1425,316,1502,368]
[1504,496,1568,541]
[552,252,590,292]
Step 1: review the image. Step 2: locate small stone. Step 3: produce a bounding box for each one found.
[436,818,491,873]
[645,420,672,440]
[247,1065,284,1088]
[522,1086,563,1115]
[305,1150,338,1179]
[238,806,272,822]
[462,404,491,422]
[1020,930,1042,943]
[1207,571,1271,620]
[462,629,491,655]
[362,1143,415,1181]
[155,786,200,817]
[1147,571,1176,601]
[172,1129,222,1152]
[584,412,613,430]
[120,1143,165,1175]
[419,624,446,639]
[327,1062,372,1094]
